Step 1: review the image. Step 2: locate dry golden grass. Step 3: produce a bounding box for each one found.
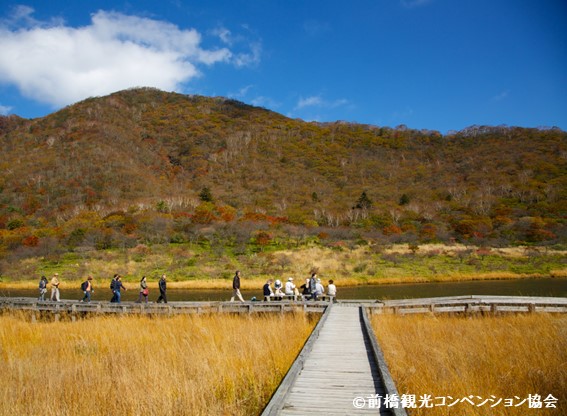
[372,313,567,415]
[0,312,316,416]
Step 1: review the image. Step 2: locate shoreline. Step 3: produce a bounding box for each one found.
[1,271,565,291]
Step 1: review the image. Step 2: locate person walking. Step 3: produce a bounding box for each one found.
[38,275,48,301]
[81,275,94,303]
[50,273,61,302]
[113,275,126,303]
[138,276,149,303]
[156,274,167,303]
[230,270,245,302]
[110,274,119,303]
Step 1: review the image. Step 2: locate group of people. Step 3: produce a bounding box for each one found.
[37,273,169,304]
[229,270,337,303]
[38,273,60,302]
[108,273,168,304]
[38,270,337,303]
[263,273,336,301]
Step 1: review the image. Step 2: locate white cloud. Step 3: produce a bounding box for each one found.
[0,8,236,108]
[213,27,233,45]
[0,104,12,115]
[228,84,254,99]
[233,42,262,67]
[250,95,279,109]
[295,95,348,110]
[296,96,323,109]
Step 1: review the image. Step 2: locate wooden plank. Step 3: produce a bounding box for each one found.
[271,306,395,416]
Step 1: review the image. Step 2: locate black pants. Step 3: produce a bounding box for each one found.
[157,291,167,303]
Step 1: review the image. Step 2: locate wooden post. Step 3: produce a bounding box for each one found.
[528,303,536,313]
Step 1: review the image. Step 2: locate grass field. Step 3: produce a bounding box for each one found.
[372,313,567,415]
[1,243,565,290]
[0,312,316,416]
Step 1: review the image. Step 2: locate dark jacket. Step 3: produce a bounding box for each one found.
[263,283,272,297]
[232,274,240,290]
[159,278,167,293]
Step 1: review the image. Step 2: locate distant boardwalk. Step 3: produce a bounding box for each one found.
[0,295,565,320]
[0,298,328,320]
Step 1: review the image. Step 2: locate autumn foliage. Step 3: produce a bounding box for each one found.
[0,88,565,262]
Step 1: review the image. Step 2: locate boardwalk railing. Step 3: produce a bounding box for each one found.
[261,302,334,416]
[368,295,567,315]
[0,297,328,320]
[2,295,566,319]
[360,307,407,416]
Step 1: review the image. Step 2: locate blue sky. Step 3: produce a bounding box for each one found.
[0,0,565,133]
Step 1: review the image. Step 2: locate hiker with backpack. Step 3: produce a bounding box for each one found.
[38,276,48,301]
[156,274,167,303]
[81,276,94,302]
[112,275,127,303]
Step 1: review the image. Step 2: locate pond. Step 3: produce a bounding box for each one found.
[1,277,565,302]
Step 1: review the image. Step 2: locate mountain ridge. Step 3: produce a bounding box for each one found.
[1,87,566,252]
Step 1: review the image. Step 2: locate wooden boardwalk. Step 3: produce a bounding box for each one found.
[1,295,565,319]
[370,295,567,315]
[2,295,564,414]
[0,297,328,319]
[263,304,405,415]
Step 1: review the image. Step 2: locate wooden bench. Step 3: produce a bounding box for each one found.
[263,294,335,302]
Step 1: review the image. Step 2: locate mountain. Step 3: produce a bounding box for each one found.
[0,87,566,254]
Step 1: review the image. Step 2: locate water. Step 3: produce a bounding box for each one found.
[2,278,565,302]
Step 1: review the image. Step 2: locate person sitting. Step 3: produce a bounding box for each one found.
[274,279,285,300]
[300,279,311,300]
[263,279,274,301]
[327,279,337,300]
[285,277,299,299]
[315,278,325,298]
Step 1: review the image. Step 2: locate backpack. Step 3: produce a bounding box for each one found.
[39,279,46,289]
[81,281,88,291]
[110,280,116,290]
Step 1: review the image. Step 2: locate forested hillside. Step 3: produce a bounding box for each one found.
[1,87,565,264]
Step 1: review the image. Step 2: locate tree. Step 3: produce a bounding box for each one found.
[354,191,372,210]
[199,187,213,202]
